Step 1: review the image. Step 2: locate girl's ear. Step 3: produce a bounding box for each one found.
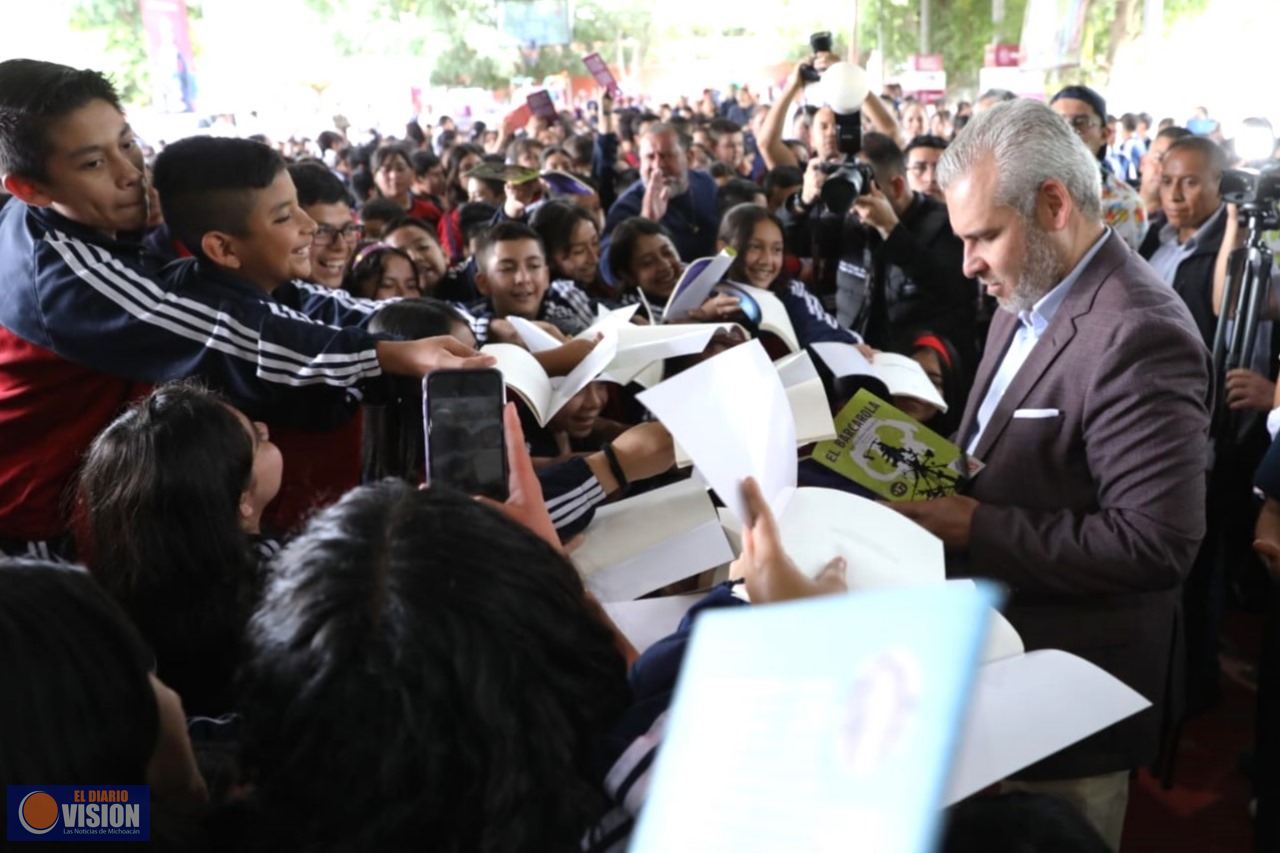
[238,485,255,523]
[715,238,727,252]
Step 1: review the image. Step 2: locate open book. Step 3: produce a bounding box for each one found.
[662,249,736,322]
[481,331,618,426]
[718,282,801,353]
[811,389,969,502]
[812,343,946,412]
[571,478,734,602]
[508,310,738,387]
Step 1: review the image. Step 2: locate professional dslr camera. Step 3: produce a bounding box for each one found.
[1220,164,1280,231]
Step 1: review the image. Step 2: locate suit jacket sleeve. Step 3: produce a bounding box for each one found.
[967,316,1210,597]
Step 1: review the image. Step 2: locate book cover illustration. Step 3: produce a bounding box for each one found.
[812,389,967,501]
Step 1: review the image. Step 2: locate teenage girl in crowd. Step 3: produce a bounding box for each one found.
[75,383,282,718]
[341,242,423,301]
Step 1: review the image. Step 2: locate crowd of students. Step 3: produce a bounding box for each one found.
[0,51,1276,851]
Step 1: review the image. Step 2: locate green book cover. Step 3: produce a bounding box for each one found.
[811,389,966,501]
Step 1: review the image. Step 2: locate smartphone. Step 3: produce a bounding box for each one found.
[422,369,508,501]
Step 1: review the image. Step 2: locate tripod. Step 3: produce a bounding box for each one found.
[1211,202,1278,429]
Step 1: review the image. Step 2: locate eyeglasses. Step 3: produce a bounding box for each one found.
[1066,115,1101,131]
[313,223,364,246]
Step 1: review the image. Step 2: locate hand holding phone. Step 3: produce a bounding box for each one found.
[423,369,509,501]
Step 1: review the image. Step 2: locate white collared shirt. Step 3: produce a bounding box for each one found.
[967,229,1111,454]
[1146,204,1225,286]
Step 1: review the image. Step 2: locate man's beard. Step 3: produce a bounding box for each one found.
[664,171,689,197]
[999,221,1065,315]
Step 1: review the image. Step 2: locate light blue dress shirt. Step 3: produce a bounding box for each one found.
[1146,204,1225,286]
[967,229,1111,454]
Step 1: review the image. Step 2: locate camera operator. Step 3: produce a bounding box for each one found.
[779,130,978,373]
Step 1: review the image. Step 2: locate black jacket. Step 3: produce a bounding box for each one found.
[780,191,977,367]
[1138,208,1227,349]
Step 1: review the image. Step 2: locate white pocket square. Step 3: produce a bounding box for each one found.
[1012,408,1060,419]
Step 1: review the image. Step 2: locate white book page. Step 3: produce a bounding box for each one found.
[481,344,552,421]
[602,593,707,653]
[872,353,948,413]
[572,479,733,601]
[733,283,800,353]
[946,650,1150,804]
[507,316,563,353]
[638,339,797,523]
[812,341,876,378]
[543,330,620,423]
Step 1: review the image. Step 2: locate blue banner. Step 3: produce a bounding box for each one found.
[6,786,150,843]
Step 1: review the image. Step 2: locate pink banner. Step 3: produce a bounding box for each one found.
[139,0,197,112]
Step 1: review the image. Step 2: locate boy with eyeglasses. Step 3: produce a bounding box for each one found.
[288,162,361,289]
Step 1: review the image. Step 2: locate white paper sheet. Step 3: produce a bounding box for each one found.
[572,479,734,601]
[637,339,797,523]
[602,593,707,654]
[811,344,947,412]
[507,315,563,353]
[727,282,801,353]
[945,649,1151,804]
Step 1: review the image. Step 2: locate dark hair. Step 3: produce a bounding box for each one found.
[941,792,1110,853]
[1155,125,1192,143]
[0,560,159,784]
[707,117,743,144]
[342,242,419,299]
[861,131,907,182]
[708,161,735,181]
[977,88,1017,105]
[75,382,257,716]
[565,133,594,167]
[350,167,375,204]
[444,142,485,208]
[288,162,350,208]
[608,216,671,284]
[763,165,804,195]
[1051,85,1107,124]
[410,148,439,177]
[458,201,498,246]
[0,59,122,181]
[530,199,597,274]
[539,145,570,168]
[236,480,630,851]
[718,203,784,287]
[905,134,949,156]
[361,299,470,482]
[404,120,426,147]
[475,219,543,270]
[153,136,285,256]
[316,130,345,153]
[359,196,403,225]
[896,329,966,436]
[383,215,441,247]
[505,136,544,167]
[1165,135,1228,176]
[370,142,413,175]
[1120,112,1137,133]
[716,178,764,217]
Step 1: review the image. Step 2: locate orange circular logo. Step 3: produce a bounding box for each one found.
[18,791,59,834]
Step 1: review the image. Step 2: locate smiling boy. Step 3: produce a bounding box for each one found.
[0,60,488,553]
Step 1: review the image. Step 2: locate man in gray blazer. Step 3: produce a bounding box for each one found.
[895,99,1211,850]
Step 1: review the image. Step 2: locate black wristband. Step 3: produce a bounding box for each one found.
[602,442,629,491]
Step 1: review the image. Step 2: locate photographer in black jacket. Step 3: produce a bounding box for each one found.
[779,131,979,372]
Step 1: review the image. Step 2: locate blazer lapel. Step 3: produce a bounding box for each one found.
[970,231,1128,462]
[957,310,1017,444]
